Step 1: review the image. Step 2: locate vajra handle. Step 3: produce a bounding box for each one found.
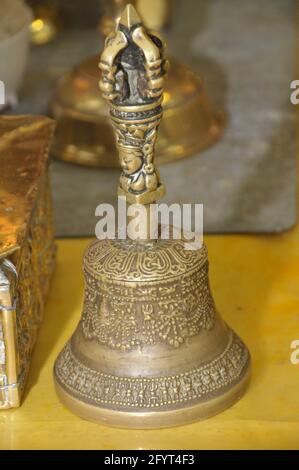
[99,4,169,204]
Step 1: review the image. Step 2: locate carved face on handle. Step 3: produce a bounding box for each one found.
[119,146,143,175]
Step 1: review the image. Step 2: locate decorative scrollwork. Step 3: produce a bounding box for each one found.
[0,175,56,407]
[84,238,207,282]
[80,238,216,351]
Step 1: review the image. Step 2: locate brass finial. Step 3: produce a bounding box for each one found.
[118,3,141,29]
[99,3,168,204]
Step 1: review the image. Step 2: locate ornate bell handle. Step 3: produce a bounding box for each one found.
[99,4,169,205]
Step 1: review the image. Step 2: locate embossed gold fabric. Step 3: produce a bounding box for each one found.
[0,116,56,409]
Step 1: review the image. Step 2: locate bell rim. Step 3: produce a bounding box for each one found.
[53,329,251,429]
[54,360,250,429]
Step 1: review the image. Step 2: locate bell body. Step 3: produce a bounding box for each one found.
[54,236,250,428]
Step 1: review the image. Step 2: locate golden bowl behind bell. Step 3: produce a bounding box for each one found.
[50,56,224,167]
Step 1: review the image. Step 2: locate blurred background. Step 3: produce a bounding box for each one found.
[0,0,297,237]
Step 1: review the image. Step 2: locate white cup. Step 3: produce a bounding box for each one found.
[0,3,33,110]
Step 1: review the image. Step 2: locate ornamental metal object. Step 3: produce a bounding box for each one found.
[0,115,56,409]
[53,5,250,428]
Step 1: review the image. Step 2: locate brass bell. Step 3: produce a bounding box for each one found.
[54,5,250,429]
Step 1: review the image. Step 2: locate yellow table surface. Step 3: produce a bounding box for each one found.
[1,226,299,449]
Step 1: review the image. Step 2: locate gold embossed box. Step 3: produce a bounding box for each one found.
[0,116,56,409]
